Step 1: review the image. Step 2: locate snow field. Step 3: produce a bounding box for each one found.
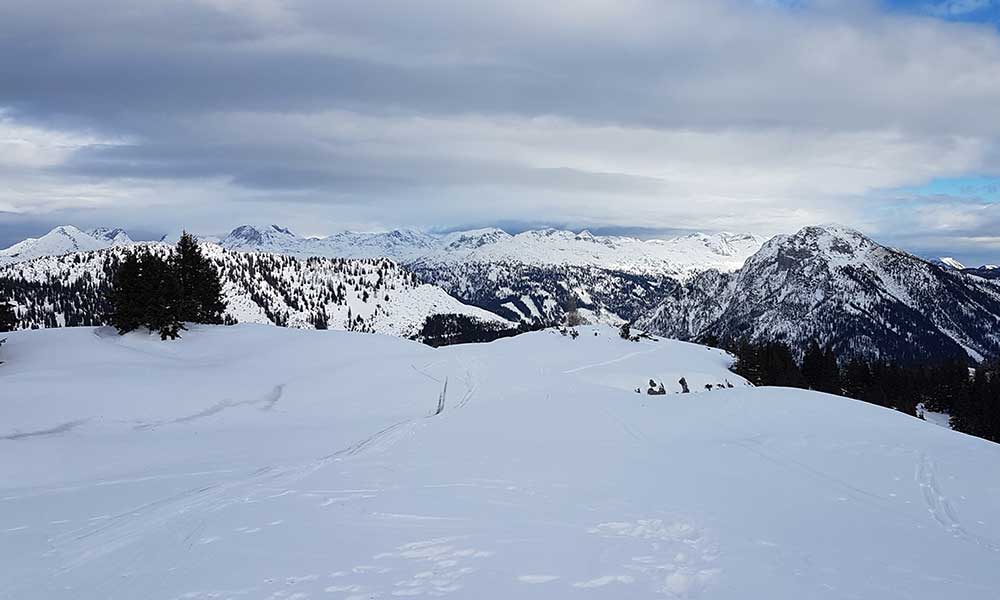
[1,325,999,599]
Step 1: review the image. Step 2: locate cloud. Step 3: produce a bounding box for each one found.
[0,0,999,262]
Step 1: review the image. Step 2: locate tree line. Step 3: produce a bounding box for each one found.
[726,338,1000,443]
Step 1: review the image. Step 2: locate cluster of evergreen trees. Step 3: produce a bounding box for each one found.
[729,338,1000,443]
[110,233,226,339]
[416,313,540,347]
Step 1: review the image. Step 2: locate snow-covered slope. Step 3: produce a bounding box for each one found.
[2,325,999,599]
[639,225,1000,363]
[0,243,507,337]
[0,226,127,266]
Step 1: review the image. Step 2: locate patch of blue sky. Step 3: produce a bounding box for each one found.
[882,0,1000,24]
[755,0,1000,24]
[895,176,1000,201]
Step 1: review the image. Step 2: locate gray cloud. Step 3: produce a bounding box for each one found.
[1,0,1000,263]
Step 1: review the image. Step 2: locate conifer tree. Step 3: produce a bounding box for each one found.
[110,250,184,339]
[109,251,145,334]
[0,296,16,332]
[802,340,841,394]
[734,340,805,388]
[0,295,14,364]
[173,232,226,324]
[141,251,183,340]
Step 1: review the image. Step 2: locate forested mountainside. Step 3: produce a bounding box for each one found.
[412,262,674,324]
[0,244,506,339]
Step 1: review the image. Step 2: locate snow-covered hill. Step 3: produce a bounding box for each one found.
[0,243,507,338]
[0,226,132,266]
[639,225,1000,363]
[2,325,998,599]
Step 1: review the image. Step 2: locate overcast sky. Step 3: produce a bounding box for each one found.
[2,0,1000,264]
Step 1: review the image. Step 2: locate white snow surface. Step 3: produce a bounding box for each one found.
[2,325,1000,599]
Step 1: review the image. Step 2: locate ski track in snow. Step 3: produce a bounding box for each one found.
[134,385,284,430]
[42,414,423,579]
[561,346,662,374]
[0,419,89,441]
[916,454,1000,553]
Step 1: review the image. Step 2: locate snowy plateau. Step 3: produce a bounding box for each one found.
[2,325,1000,600]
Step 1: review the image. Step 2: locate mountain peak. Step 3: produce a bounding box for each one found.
[223,224,297,246]
[936,257,967,270]
[442,228,512,250]
[87,227,133,245]
[0,225,113,265]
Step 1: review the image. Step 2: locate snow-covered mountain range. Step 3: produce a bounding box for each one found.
[638,225,1000,363]
[0,243,507,338]
[213,224,765,324]
[1,223,765,327]
[216,224,765,279]
[3,223,1000,363]
[0,225,133,266]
